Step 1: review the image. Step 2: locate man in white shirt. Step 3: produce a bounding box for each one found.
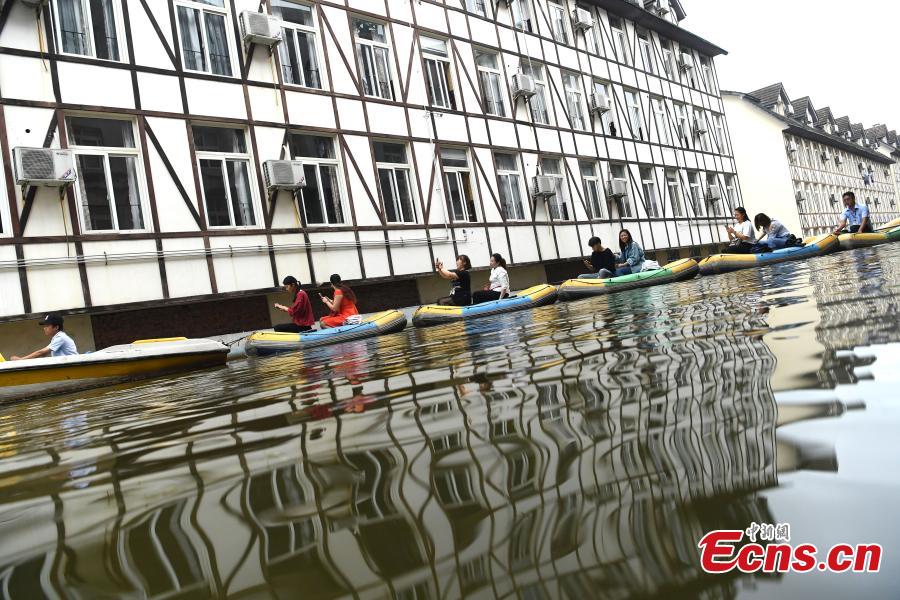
[11,314,78,360]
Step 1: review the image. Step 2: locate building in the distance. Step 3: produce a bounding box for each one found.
[0,0,741,350]
[722,83,900,236]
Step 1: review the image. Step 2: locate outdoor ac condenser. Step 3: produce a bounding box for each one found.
[706,185,722,201]
[12,147,76,186]
[605,180,627,198]
[679,52,694,70]
[532,176,556,198]
[263,160,306,191]
[572,8,593,30]
[589,92,610,114]
[512,73,536,100]
[240,11,281,46]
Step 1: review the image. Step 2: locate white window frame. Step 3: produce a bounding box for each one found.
[694,108,709,152]
[522,62,550,125]
[576,4,599,53]
[725,174,737,209]
[495,153,527,221]
[625,89,644,140]
[353,18,395,100]
[706,173,722,215]
[52,0,125,62]
[421,36,455,110]
[441,147,479,223]
[640,167,660,218]
[580,160,605,220]
[290,133,346,226]
[661,39,677,81]
[374,142,417,224]
[67,115,149,233]
[475,49,507,117]
[713,113,727,154]
[174,0,235,77]
[563,71,586,130]
[541,157,571,221]
[466,0,488,18]
[674,102,689,146]
[610,163,633,218]
[548,2,569,45]
[509,0,533,32]
[666,169,684,217]
[651,97,670,145]
[688,171,704,216]
[609,16,629,65]
[637,31,654,74]
[195,126,259,229]
[273,0,323,89]
[700,56,715,93]
[593,80,615,135]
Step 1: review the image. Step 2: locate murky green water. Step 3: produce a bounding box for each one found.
[2,245,900,599]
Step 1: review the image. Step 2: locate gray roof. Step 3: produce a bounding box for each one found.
[791,97,815,122]
[888,130,898,144]
[850,123,865,141]
[866,124,888,143]
[835,116,851,135]
[748,83,788,110]
[815,107,834,127]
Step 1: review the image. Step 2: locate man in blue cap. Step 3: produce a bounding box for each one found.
[10,313,78,360]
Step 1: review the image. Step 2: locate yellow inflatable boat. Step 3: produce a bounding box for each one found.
[412,284,558,327]
[699,234,839,276]
[558,259,699,301]
[0,337,229,403]
[838,223,900,250]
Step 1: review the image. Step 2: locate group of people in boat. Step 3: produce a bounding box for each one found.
[722,191,871,255]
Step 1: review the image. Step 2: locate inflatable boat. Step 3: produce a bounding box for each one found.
[838,225,900,250]
[698,234,839,276]
[412,284,558,327]
[0,337,229,403]
[558,259,699,301]
[245,310,408,356]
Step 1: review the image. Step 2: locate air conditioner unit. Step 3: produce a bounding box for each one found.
[706,185,722,201]
[795,191,804,202]
[679,52,693,70]
[512,72,536,100]
[589,92,610,114]
[263,160,306,190]
[605,179,627,198]
[12,147,76,186]
[829,194,837,204]
[822,150,832,161]
[693,118,707,136]
[786,141,798,153]
[572,8,593,30]
[532,176,556,198]
[835,155,844,164]
[240,11,281,46]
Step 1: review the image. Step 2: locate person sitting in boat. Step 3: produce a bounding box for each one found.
[473,253,510,304]
[10,313,78,360]
[273,275,315,333]
[580,236,616,279]
[319,274,359,329]
[723,207,757,254]
[753,213,796,251]
[435,255,472,306]
[832,191,872,235]
[613,230,644,276]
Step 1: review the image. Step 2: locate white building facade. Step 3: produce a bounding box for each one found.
[0,0,739,348]
[722,84,900,237]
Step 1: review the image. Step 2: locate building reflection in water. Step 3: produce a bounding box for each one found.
[0,294,869,599]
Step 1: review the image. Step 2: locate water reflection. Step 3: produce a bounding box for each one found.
[1,245,899,598]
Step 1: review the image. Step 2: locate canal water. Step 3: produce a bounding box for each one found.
[1,244,899,599]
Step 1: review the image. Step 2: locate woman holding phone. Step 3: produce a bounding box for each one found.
[319,274,360,328]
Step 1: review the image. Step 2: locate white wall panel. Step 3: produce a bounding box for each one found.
[161,238,212,299]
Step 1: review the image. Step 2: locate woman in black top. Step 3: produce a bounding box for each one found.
[435,255,472,306]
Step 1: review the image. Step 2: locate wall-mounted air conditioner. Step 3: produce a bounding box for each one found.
[605,180,627,198]
[512,72,536,100]
[822,150,832,161]
[12,147,76,186]
[532,176,556,198]
[786,141,798,153]
[240,11,281,46]
[829,194,837,204]
[589,92,610,114]
[835,155,844,164]
[693,118,707,136]
[795,191,804,202]
[706,185,722,201]
[679,52,693,70]
[572,8,593,30]
[263,160,306,190]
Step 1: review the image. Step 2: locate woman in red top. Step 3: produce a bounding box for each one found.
[319,274,359,329]
[273,276,315,332]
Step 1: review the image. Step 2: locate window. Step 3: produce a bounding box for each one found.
[495,153,526,220]
[625,90,643,140]
[580,161,604,219]
[640,167,660,217]
[290,134,344,225]
[374,142,416,223]
[593,80,615,136]
[576,4,599,53]
[661,39,676,79]
[475,49,506,117]
[354,18,394,100]
[651,97,669,145]
[441,148,478,222]
[637,30,654,74]
[510,0,532,32]
[706,173,722,215]
[194,126,256,227]
[609,16,628,65]
[694,109,709,151]
[674,102,689,147]
[609,164,633,218]
[699,56,715,93]
[687,171,704,216]
[521,62,549,125]
[548,2,569,45]
[273,1,321,88]
[725,176,737,209]
[68,116,145,232]
[666,169,684,217]
[422,36,455,110]
[53,0,121,60]
[466,0,487,17]
[563,72,585,130]
[541,158,570,220]
[713,113,727,154]
[176,0,232,76]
